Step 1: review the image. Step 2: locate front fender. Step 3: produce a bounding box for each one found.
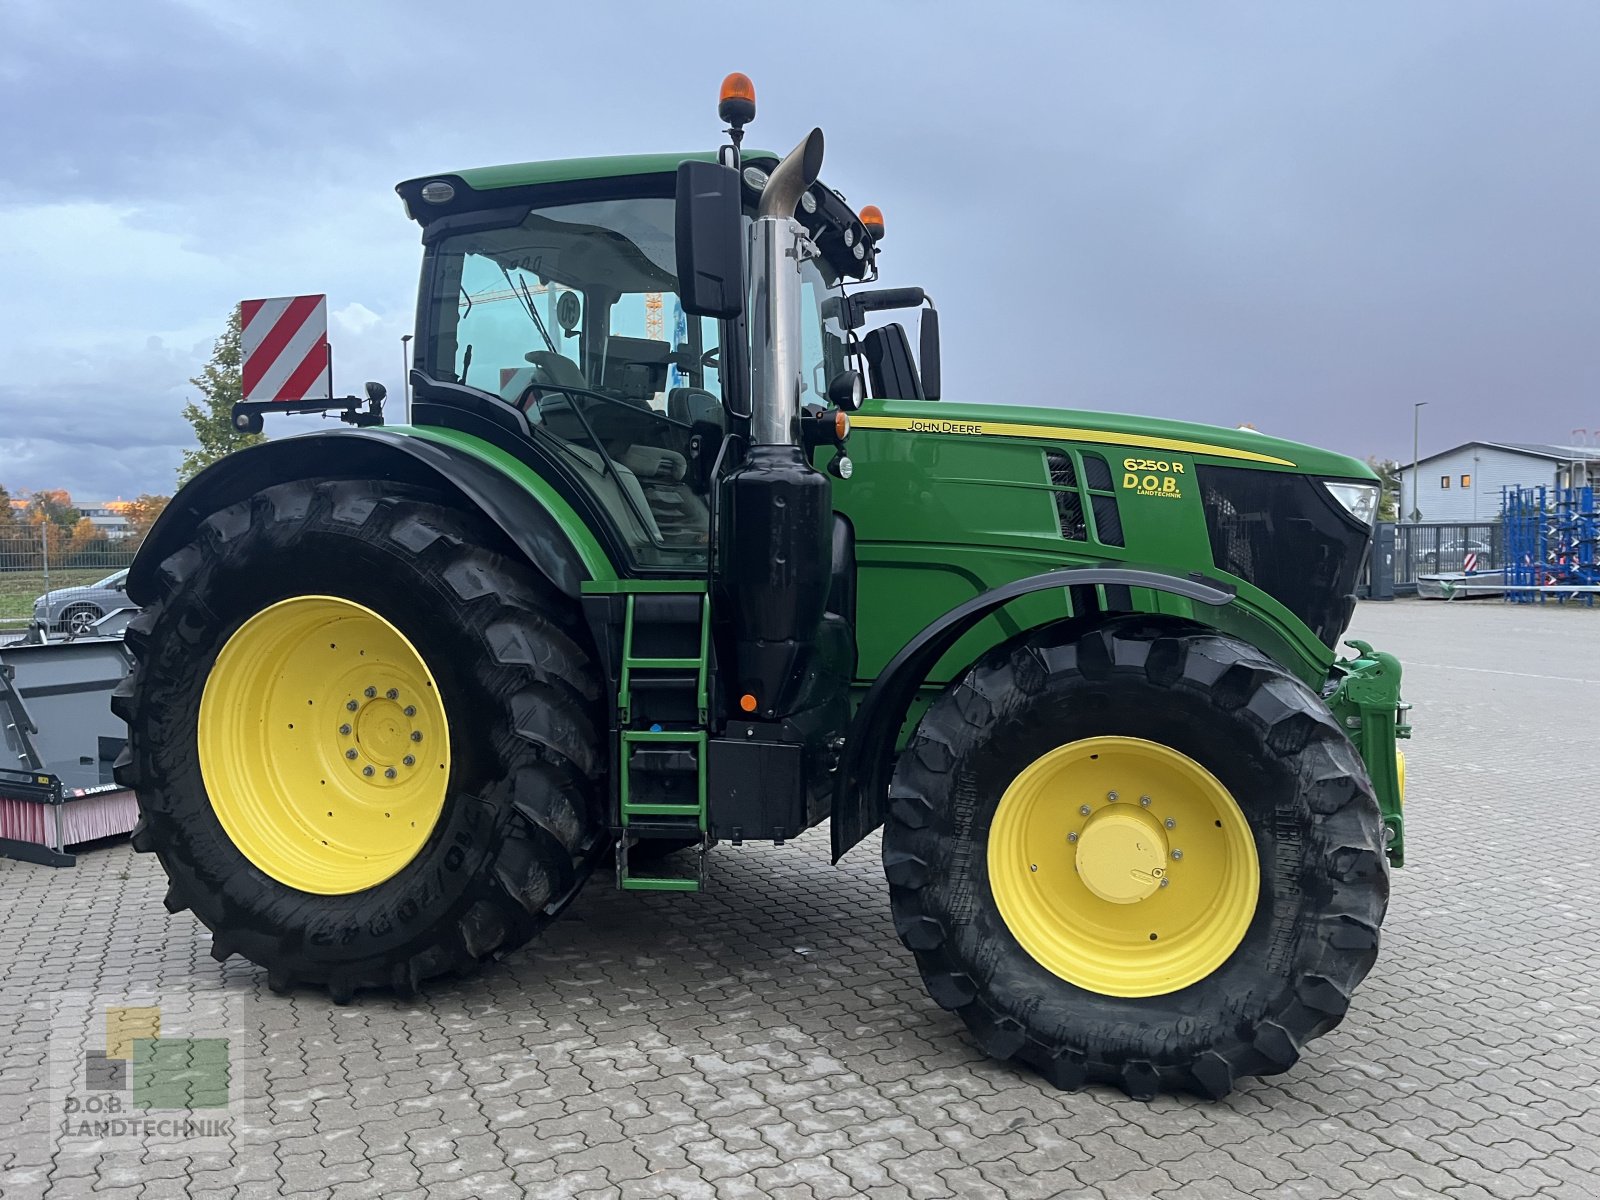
[128,428,616,605]
[830,565,1236,861]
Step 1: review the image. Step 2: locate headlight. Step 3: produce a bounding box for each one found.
[1323,481,1380,525]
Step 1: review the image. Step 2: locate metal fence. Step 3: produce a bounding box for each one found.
[1393,522,1501,593]
[0,526,139,635]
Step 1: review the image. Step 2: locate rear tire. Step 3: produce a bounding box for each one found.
[883,618,1388,1099]
[112,479,605,1000]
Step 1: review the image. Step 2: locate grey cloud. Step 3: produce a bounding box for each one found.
[1,436,183,501]
[3,0,1598,500]
[0,1,393,206]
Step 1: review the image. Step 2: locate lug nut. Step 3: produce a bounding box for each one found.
[386,688,399,700]
[339,724,351,736]
[1160,878,1170,888]
[1164,817,1176,830]
[1107,791,1119,802]
[346,700,359,712]
[1078,805,1092,816]
[364,686,377,699]
[410,731,423,742]
[403,755,415,767]
[385,767,397,779]
[1171,849,1183,861]
[345,749,358,760]
[362,766,375,777]
[403,705,416,718]
[1139,796,1151,807]
[1067,831,1079,843]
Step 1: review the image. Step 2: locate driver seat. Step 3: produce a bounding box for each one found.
[524,350,587,403]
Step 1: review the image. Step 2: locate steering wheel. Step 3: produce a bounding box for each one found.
[700,346,721,370]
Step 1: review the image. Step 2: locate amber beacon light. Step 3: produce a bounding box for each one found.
[719,73,757,127]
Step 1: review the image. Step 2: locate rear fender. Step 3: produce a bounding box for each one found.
[127,429,616,605]
[830,565,1236,861]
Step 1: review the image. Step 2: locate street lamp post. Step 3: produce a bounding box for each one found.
[1410,401,1428,523]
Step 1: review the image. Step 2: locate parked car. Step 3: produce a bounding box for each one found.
[1420,538,1493,573]
[32,569,134,636]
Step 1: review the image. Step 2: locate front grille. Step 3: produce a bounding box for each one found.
[1199,466,1371,648]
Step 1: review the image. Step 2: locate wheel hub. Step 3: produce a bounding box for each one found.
[1075,807,1167,904]
[345,693,425,783]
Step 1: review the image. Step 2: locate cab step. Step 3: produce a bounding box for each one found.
[583,581,714,894]
[615,827,707,892]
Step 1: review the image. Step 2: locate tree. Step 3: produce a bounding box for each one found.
[15,490,74,562]
[179,307,264,485]
[67,516,112,566]
[1366,458,1402,523]
[124,494,171,548]
[25,488,81,528]
[0,484,15,528]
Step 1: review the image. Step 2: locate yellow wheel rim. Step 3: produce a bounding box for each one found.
[987,736,1259,997]
[198,596,451,895]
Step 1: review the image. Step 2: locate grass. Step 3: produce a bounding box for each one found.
[0,567,119,625]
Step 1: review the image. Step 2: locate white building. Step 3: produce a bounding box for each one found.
[79,503,134,539]
[1397,442,1600,524]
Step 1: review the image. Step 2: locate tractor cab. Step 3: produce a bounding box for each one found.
[397,153,882,571]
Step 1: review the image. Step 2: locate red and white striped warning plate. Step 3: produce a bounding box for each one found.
[1463,551,1479,573]
[241,295,331,403]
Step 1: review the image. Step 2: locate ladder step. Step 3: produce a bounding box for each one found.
[615,830,706,892]
[621,877,701,892]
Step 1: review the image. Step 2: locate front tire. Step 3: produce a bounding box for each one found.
[883,618,1388,1098]
[63,605,101,637]
[112,479,605,1000]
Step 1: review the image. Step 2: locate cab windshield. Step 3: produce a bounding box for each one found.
[421,192,847,568]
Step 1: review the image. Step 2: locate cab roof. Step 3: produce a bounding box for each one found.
[396,149,877,281]
[398,151,776,198]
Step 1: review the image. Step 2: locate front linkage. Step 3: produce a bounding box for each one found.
[1327,639,1411,866]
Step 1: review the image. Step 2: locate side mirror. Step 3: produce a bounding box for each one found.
[675,160,745,319]
[919,308,941,401]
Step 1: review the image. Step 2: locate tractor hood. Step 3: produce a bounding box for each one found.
[852,399,1375,480]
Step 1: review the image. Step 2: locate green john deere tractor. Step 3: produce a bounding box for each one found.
[115,74,1410,1099]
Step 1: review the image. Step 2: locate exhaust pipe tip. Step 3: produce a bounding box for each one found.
[758,128,824,220]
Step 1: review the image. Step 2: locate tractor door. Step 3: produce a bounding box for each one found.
[419,194,727,571]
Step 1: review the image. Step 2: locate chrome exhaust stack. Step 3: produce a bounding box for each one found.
[748,130,824,447]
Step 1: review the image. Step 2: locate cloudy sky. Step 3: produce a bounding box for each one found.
[2,1,1596,500]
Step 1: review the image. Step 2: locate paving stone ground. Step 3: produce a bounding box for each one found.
[2,598,1597,1199]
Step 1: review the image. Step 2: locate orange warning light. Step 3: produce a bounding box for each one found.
[719,73,757,127]
[860,205,885,240]
[739,693,759,713]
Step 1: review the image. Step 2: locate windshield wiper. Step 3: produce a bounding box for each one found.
[502,266,557,354]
